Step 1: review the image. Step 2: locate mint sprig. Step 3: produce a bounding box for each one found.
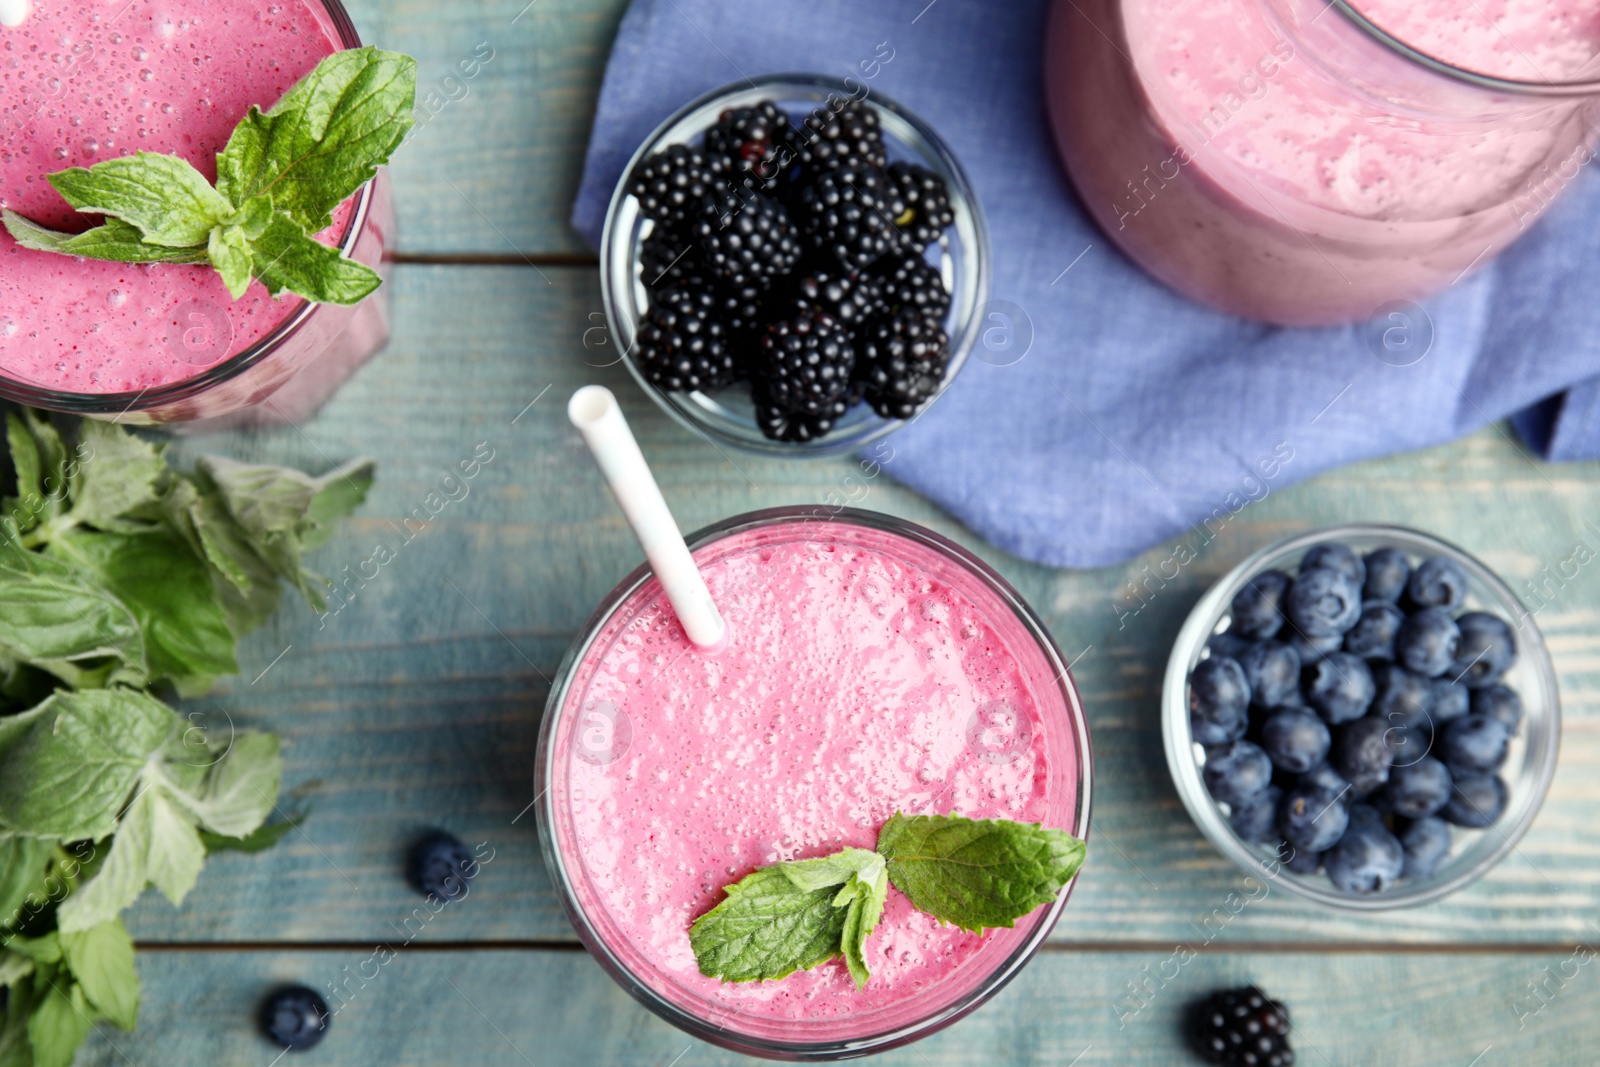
[1,47,415,306]
[690,814,1086,989]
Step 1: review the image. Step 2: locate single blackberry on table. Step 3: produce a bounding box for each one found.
[854,310,949,419]
[874,251,951,324]
[886,161,955,249]
[757,309,855,417]
[796,163,902,270]
[635,280,737,392]
[639,226,702,289]
[629,143,715,227]
[704,99,799,194]
[1188,985,1295,1067]
[796,98,888,172]
[786,269,884,334]
[694,186,802,289]
[753,385,848,443]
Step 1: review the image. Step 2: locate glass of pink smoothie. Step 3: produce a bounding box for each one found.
[0,0,393,426]
[1048,0,1600,325]
[536,507,1092,1059]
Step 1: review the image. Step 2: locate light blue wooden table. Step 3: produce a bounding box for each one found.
[86,1,1600,1063]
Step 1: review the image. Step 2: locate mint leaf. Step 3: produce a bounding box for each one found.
[249,211,381,304]
[0,835,53,930]
[54,804,147,934]
[207,222,256,300]
[27,979,91,1067]
[0,980,35,1067]
[0,950,33,988]
[1,935,59,965]
[0,544,146,682]
[60,919,138,1031]
[303,458,376,549]
[216,47,417,233]
[2,213,209,264]
[47,152,232,247]
[68,419,167,529]
[5,413,43,524]
[876,813,1086,934]
[199,813,300,855]
[155,731,280,839]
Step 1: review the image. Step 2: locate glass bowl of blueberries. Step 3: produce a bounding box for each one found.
[599,74,989,456]
[1162,524,1560,910]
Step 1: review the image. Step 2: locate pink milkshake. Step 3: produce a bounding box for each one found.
[0,0,392,423]
[537,508,1091,1058]
[1048,0,1600,324]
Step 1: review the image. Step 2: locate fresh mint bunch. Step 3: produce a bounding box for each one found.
[690,813,1086,989]
[1,47,416,306]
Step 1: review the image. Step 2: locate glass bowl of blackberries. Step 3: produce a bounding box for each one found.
[1162,524,1560,910]
[600,74,988,455]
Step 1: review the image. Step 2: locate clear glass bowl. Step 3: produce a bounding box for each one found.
[535,507,1091,1059]
[599,75,990,457]
[1161,524,1560,910]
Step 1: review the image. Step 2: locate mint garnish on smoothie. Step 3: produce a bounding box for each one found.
[2,47,415,306]
[691,813,1086,989]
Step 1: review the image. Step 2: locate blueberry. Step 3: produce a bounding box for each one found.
[1189,657,1251,745]
[1284,567,1364,637]
[1333,717,1397,796]
[1370,663,1435,742]
[1398,816,1452,879]
[1298,761,1349,796]
[1343,600,1405,661]
[1239,641,1300,709]
[1207,631,1254,662]
[1345,801,1386,831]
[1471,684,1524,731]
[1203,740,1274,807]
[1449,612,1516,688]
[1230,569,1291,639]
[1261,708,1331,774]
[1362,547,1411,603]
[1280,841,1323,874]
[1383,756,1453,819]
[260,985,329,1050]
[1278,783,1351,853]
[407,831,476,902]
[1395,606,1461,678]
[1438,714,1510,776]
[1285,631,1341,667]
[1405,555,1469,612]
[1325,818,1404,894]
[1229,784,1284,843]
[1440,773,1508,827]
[1431,681,1471,726]
[1302,542,1365,586]
[1304,652,1375,724]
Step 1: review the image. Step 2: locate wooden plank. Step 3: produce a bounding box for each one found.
[121,264,1600,949]
[79,947,1600,1065]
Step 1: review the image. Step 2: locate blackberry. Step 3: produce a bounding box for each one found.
[640,226,702,289]
[754,386,847,443]
[874,252,951,324]
[694,186,802,289]
[758,310,855,416]
[797,98,887,172]
[630,144,715,227]
[787,269,884,335]
[886,162,954,249]
[704,100,799,195]
[797,164,902,270]
[635,281,737,392]
[855,311,949,419]
[1189,986,1295,1067]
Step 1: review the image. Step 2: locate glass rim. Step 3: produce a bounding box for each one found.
[534,506,1093,1059]
[1328,0,1600,97]
[1161,522,1562,911]
[0,0,374,416]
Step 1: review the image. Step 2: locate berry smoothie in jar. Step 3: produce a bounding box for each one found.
[0,0,393,424]
[536,508,1091,1059]
[1047,0,1600,325]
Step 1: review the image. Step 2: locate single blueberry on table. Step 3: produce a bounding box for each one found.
[1239,641,1300,709]
[1302,542,1366,586]
[1343,600,1405,661]
[1398,816,1453,879]
[1449,611,1516,688]
[260,985,329,1051]
[1395,606,1461,678]
[1230,569,1291,639]
[1383,756,1453,819]
[1189,656,1251,745]
[1431,681,1471,726]
[408,831,476,902]
[1304,651,1376,724]
[1333,716,1398,796]
[1440,773,1509,827]
[1362,546,1412,603]
[1229,784,1284,843]
[1284,566,1364,637]
[1204,739,1275,808]
[1438,714,1510,777]
[1207,631,1254,662]
[1325,817,1405,894]
[1471,684,1524,731]
[1278,782,1351,853]
[1261,708,1331,774]
[1405,555,1469,612]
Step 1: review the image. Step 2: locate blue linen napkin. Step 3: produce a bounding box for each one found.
[571,0,1600,568]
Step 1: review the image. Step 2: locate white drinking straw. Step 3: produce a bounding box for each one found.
[568,385,727,651]
[0,0,30,28]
